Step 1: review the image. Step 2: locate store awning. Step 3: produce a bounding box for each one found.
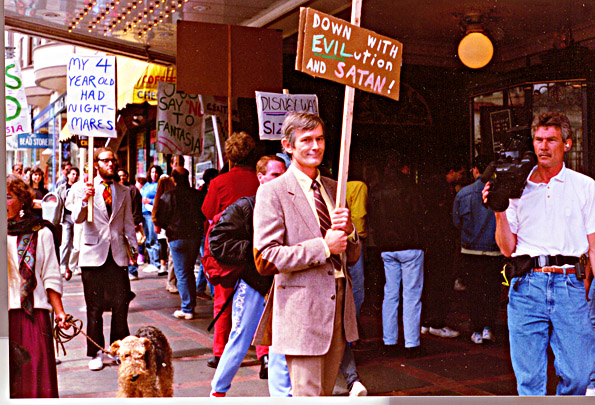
[59,123,74,142]
[117,56,176,109]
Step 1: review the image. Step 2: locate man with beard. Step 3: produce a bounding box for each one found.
[71,147,137,371]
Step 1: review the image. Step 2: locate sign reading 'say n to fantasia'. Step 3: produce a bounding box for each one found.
[296,7,403,101]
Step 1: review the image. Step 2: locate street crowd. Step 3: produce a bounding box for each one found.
[7,111,595,398]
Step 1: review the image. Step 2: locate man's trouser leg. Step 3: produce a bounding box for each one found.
[211,281,264,393]
[59,220,74,273]
[381,251,402,345]
[286,278,346,396]
[213,284,235,357]
[268,352,292,396]
[169,239,199,314]
[400,249,424,348]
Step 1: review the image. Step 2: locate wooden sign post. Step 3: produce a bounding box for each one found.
[87,135,94,221]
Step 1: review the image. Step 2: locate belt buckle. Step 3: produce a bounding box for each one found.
[537,255,548,268]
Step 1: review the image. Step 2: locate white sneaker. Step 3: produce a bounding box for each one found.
[471,332,483,344]
[173,310,194,320]
[482,327,495,342]
[586,387,595,396]
[88,352,104,371]
[142,264,160,273]
[429,326,460,338]
[129,274,139,281]
[421,326,429,334]
[349,381,368,396]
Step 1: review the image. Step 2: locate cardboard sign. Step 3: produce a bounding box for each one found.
[255,91,319,140]
[5,58,32,136]
[296,8,403,101]
[67,55,117,138]
[18,132,52,148]
[156,81,205,156]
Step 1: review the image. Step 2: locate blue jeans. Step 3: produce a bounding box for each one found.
[268,351,292,397]
[142,213,160,266]
[348,249,365,316]
[196,236,215,296]
[168,239,199,314]
[211,281,265,393]
[508,272,595,395]
[381,249,424,348]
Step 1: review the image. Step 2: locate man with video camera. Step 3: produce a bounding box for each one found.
[482,111,595,396]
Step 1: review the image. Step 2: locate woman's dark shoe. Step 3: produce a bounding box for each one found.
[259,354,268,379]
[207,356,220,369]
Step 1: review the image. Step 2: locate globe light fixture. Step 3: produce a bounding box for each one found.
[458,31,493,69]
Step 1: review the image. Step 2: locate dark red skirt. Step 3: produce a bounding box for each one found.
[9,309,59,398]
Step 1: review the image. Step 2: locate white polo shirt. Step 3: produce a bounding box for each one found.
[506,164,595,258]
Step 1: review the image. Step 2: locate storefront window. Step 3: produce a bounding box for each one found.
[470,80,587,173]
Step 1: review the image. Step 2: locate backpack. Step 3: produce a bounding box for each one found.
[201,211,243,288]
[41,192,64,226]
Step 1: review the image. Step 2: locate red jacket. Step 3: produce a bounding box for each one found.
[201,166,259,220]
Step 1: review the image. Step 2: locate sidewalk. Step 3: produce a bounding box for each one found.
[54,263,553,397]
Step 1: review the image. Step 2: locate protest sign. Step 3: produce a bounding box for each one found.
[67,55,117,138]
[156,81,205,156]
[296,7,403,101]
[255,91,319,140]
[5,58,32,136]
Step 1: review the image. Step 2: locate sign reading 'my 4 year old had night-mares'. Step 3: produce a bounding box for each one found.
[296,8,403,101]
[67,55,117,138]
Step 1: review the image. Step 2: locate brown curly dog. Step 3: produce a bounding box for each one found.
[110,326,173,397]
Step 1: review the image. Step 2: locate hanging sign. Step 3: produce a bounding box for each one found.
[296,7,403,101]
[133,64,176,105]
[5,58,32,136]
[156,81,205,156]
[255,91,319,140]
[67,55,117,138]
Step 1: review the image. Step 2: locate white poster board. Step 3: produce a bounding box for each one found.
[5,58,32,136]
[255,91,319,140]
[156,81,205,156]
[67,55,117,138]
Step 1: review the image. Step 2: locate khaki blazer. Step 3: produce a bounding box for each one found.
[70,176,137,268]
[252,170,360,356]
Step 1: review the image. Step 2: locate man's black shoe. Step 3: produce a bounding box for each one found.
[259,354,269,379]
[381,344,401,357]
[207,356,220,369]
[405,346,425,359]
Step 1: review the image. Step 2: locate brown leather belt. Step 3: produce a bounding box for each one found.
[532,267,575,274]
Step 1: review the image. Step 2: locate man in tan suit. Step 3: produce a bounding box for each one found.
[253,112,361,396]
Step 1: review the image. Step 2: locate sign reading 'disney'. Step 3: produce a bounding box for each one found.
[296,8,403,101]
[67,55,117,137]
[156,81,205,156]
[5,58,32,136]
[255,91,319,140]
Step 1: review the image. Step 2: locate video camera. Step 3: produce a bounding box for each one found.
[481,125,537,212]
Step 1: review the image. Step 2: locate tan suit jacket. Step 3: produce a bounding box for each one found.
[71,176,137,268]
[253,170,360,356]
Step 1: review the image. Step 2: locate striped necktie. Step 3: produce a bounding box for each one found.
[311,179,342,271]
[102,181,112,216]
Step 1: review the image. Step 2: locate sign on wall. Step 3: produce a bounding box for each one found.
[255,91,319,140]
[156,81,205,155]
[18,132,52,148]
[296,8,403,101]
[5,58,32,136]
[133,64,176,105]
[67,55,117,137]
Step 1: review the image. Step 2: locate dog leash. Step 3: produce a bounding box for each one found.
[53,314,109,357]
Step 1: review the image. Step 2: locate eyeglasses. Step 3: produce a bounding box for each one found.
[97,158,117,164]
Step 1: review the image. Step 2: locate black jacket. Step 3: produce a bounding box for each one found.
[155,185,205,241]
[369,173,425,252]
[208,196,273,296]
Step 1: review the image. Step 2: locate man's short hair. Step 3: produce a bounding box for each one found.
[281,112,325,148]
[12,163,23,171]
[531,112,572,141]
[473,156,491,174]
[172,167,190,186]
[68,166,80,176]
[225,131,256,166]
[256,155,286,175]
[61,161,72,170]
[93,147,115,163]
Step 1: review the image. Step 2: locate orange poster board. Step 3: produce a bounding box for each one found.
[296,7,403,101]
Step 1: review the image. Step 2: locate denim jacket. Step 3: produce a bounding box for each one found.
[453,179,499,252]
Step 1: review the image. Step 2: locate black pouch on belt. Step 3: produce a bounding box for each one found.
[502,255,533,290]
